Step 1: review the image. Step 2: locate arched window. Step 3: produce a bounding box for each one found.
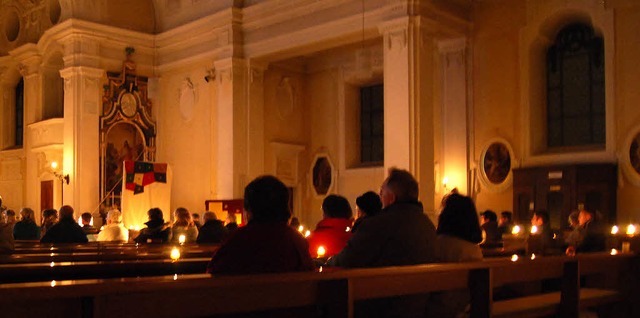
[546,23,605,149]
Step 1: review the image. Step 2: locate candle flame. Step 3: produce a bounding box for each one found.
[173,274,178,280]
[50,280,56,287]
[305,230,311,237]
[511,254,519,262]
[178,234,186,244]
[170,247,181,260]
[530,225,538,234]
[611,225,619,235]
[512,225,521,235]
[317,246,326,258]
[531,253,536,260]
[627,224,636,235]
[610,248,618,255]
[298,225,304,232]
[345,226,351,232]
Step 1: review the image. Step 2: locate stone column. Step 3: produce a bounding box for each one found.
[379,17,436,211]
[213,57,249,199]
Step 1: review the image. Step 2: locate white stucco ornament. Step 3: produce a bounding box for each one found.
[179,78,196,121]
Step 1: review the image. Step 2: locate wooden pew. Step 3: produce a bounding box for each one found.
[0,243,219,264]
[0,253,636,317]
[0,257,211,283]
[486,252,638,318]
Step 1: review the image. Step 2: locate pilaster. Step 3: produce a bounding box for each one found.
[379,17,436,211]
[438,38,469,195]
[11,44,43,211]
[59,66,104,212]
[213,57,249,199]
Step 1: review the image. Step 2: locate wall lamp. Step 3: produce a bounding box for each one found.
[51,161,70,185]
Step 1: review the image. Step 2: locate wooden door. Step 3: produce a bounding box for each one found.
[41,180,53,211]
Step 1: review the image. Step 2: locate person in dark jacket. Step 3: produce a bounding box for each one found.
[40,205,88,243]
[566,209,606,255]
[196,211,228,244]
[480,210,500,246]
[328,168,437,318]
[13,207,40,240]
[134,208,170,243]
[207,175,314,275]
[80,212,99,235]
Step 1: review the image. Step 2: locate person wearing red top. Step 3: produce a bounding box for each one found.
[207,175,314,275]
[307,194,353,258]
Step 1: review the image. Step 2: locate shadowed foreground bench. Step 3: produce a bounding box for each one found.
[0,252,637,317]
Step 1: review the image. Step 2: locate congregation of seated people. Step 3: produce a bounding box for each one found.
[0,170,615,318]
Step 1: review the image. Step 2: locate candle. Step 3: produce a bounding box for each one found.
[610,248,618,255]
[178,234,186,244]
[511,254,519,262]
[317,246,326,258]
[298,225,304,233]
[305,230,311,238]
[530,253,536,260]
[170,247,181,260]
[530,225,538,234]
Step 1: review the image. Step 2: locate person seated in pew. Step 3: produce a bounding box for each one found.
[192,213,202,229]
[307,194,353,258]
[40,205,88,244]
[2,209,16,226]
[134,208,170,243]
[351,191,382,233]
[328,168,437,318]
[80,212,99,235]
[196,211,228,244]
[529,210,559,255]
[479,210,501,246]
[498,210,513,238]
[207,175,314,275]
[566,209,606,256]
[169,207,199,244]
[0,217,14,253]
[97,209,129,242]
[40,208,58,238]
[427,191,484,318]
[13,207,40,240]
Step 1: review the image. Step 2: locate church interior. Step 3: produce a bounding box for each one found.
[1,0,640,232]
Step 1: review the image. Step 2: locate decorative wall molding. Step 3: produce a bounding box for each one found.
[270,141,305,187]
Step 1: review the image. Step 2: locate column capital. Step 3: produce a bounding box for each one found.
[9,43,42,76]
[59,35,101,68]
[59,66,105,80]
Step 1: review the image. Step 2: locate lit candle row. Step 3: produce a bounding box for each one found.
[611,224,637,235]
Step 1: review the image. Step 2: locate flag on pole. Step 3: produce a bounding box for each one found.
[121,160,172,229]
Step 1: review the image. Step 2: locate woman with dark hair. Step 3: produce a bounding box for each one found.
[427,192,483,318]
[40,209,58,238]
[435,193,483,261]
[134,208,170,243]
[207,175,314,275]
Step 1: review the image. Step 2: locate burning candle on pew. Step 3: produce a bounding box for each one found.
[512,225,521,235]
[170,247,181,261]
[626,224,636,236]
[317,246,326,258]
[530,225,538,234]
[611,225,619,235]
[178,234,186,245]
